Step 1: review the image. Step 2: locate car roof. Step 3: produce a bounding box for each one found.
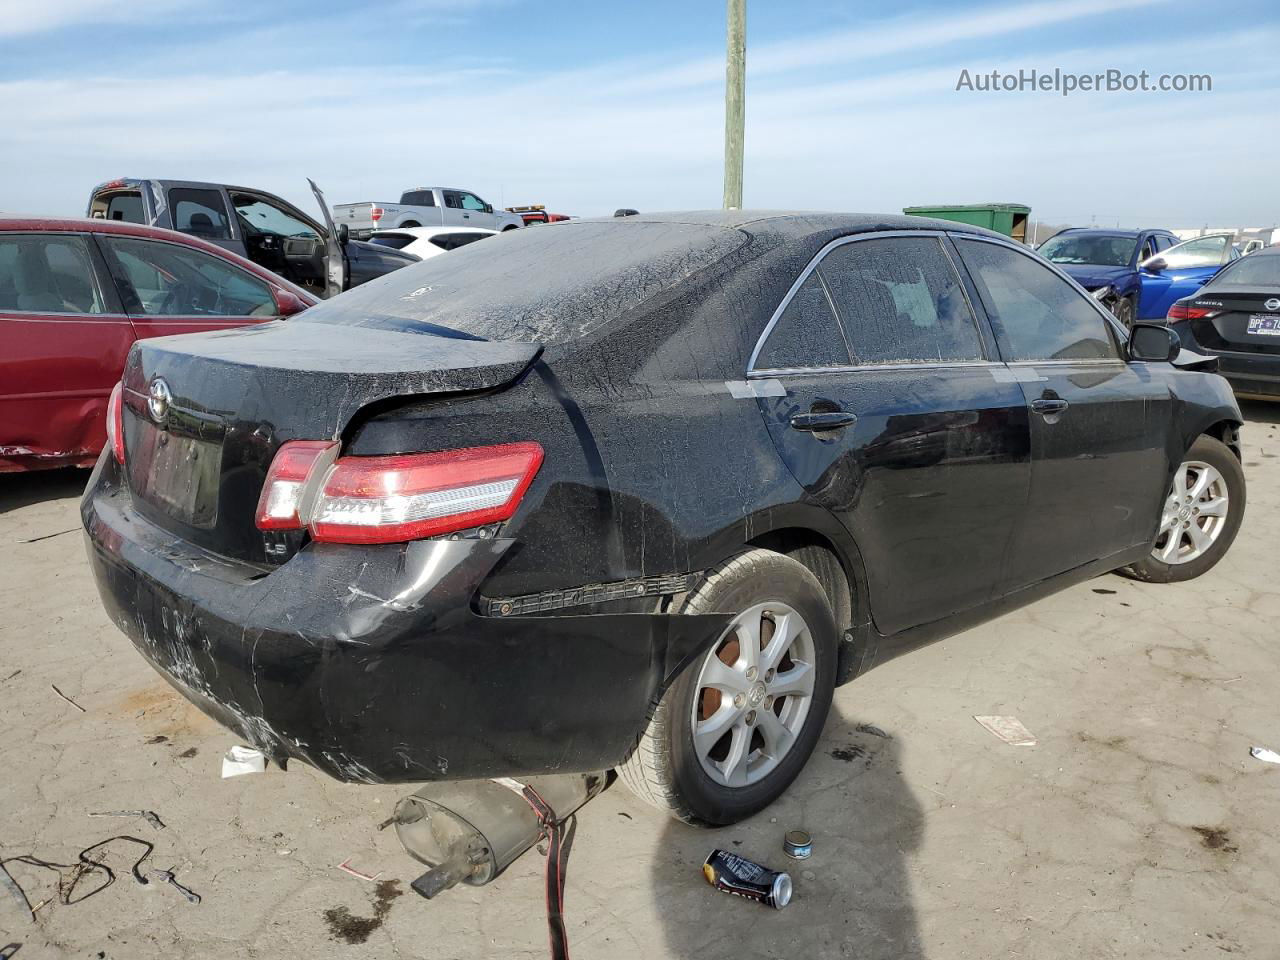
[0,214,317,302]
[582,209,1013,242]
[1053,227,1170,238]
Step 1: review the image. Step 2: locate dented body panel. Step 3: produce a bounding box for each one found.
[82,211,1244,784]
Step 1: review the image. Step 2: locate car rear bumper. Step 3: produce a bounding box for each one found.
[82,456,727,783]
[1170,320,1280,399]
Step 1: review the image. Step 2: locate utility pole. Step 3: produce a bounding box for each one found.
[723,0,746,210]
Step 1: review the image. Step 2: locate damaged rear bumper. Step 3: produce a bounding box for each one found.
[82,457,728,784]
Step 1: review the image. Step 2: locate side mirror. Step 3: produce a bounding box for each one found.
[337,222,350,247]
[483,203,493,214]
[1142,256,1168,274]
[1128,322,1180,362]
[272,288,310,317]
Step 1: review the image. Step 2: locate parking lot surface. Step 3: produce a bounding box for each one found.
[2,403,1279,960]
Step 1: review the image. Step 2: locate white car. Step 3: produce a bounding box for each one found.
[366,226,497,260]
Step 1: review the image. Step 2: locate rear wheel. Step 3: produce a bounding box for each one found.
[618,549,837,824]
[1121,434,1244,583]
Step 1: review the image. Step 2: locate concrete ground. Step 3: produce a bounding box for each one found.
[2,403,1279,960]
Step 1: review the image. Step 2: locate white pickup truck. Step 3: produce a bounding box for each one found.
[333,187,523,237]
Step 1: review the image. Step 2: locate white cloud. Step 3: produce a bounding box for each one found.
[0,0,195,37]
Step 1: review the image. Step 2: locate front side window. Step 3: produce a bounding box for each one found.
[230,193,319,241]
[754,272,851,370]
[0,234,105,314]
[168,188,232,240]
[957,238,1119,362]
[1161,235,1229,269]
[104,237,277,317]
[459,192,487,211]
[818,236,985,364]
[1038,233,1137,268]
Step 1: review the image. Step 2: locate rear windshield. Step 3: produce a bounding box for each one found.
[297,220,747,343]
[1209,254,1280,288]
[368,233,416,250]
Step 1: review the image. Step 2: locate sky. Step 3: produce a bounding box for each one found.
[1,0,1277,228]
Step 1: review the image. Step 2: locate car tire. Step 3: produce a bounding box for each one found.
[1120,434,1245,583]
[1114,295,1136,329]
[617,549,838,825]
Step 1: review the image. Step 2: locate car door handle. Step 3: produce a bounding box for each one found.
[1031,398,1069,415]
[790,411,858,432]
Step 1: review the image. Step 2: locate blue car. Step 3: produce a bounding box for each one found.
[1134,234,1241,321]
[1037,227,1179,327]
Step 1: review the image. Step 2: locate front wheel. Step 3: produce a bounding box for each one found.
[1121,434,1245,583]
[1113,295,1136,329]
[618,549,838,824]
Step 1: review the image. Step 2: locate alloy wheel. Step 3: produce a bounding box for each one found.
[1152,460,1229,564]
[690,601,816,788]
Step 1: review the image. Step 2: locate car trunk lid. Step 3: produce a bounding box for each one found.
[1188,289,1280,353]
[120,319,541,564]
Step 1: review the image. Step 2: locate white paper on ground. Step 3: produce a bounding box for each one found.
[974,715,1037,746]
[221,745,267,778]
[1250,746,1280,764]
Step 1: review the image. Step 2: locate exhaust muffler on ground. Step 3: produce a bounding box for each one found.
[392,772,606,898]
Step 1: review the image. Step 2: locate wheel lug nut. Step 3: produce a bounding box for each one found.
[746,710,756,725]
[763,695,774,709]
[746,666,758,681]
[765,668,775,682]
[733,693,745,708]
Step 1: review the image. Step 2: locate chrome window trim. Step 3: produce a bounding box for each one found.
[951,232,1130,352]
[748,359,1002,379]
[746,228,989,375]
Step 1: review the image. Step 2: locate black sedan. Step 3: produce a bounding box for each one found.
[1165,245,1280,400]
[82,212,1246,825]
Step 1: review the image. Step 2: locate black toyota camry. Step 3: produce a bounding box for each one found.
[1164,244,1280,400]
[83,211,1245,825]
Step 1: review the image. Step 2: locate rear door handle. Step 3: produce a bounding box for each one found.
[1031,398,1069,415]
[790,411,858,432]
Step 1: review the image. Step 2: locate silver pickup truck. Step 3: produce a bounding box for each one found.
[334,187,524,237]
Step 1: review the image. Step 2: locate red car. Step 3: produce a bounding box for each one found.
[1,216,317,472]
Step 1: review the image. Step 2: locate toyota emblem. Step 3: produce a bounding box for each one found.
[148,377,172,423]
[1266,298,1280,311]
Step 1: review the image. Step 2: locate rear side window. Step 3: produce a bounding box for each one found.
[956,238,1119,362]
[818,236,985,364]
[754,272,851,370]
[103,237,277,317]
[169,188,232,240]
[0,234,105,314]
[102,192,145,223]
[401,190,436,206]
[368,233,416,250]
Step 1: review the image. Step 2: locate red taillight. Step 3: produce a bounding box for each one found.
[370,207,384,222]
[255,440,339,530]
[106,381,126,464]
[1167,304,1220,321]
[310,443,544,544]
[254,441,544,544]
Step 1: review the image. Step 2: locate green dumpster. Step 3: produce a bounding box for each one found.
[902,203,1031,243]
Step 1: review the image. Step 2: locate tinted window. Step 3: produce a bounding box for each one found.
[1162,235,1229,269]
[818,237,985,364]
[442,191,463,209]
[957,238,1119,361]
[400,190,436,206]
[755,272,850,370]
[1208,254,1280,288]
[368,233,416,250]
[104,192,144,223]
[168,188,232,240]
[451,232,488,248]
[0,234,105,314]
[104,237,277,317]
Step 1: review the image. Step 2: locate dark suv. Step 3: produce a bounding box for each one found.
[1038,227,1180,327]
[83,212,1245,825]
